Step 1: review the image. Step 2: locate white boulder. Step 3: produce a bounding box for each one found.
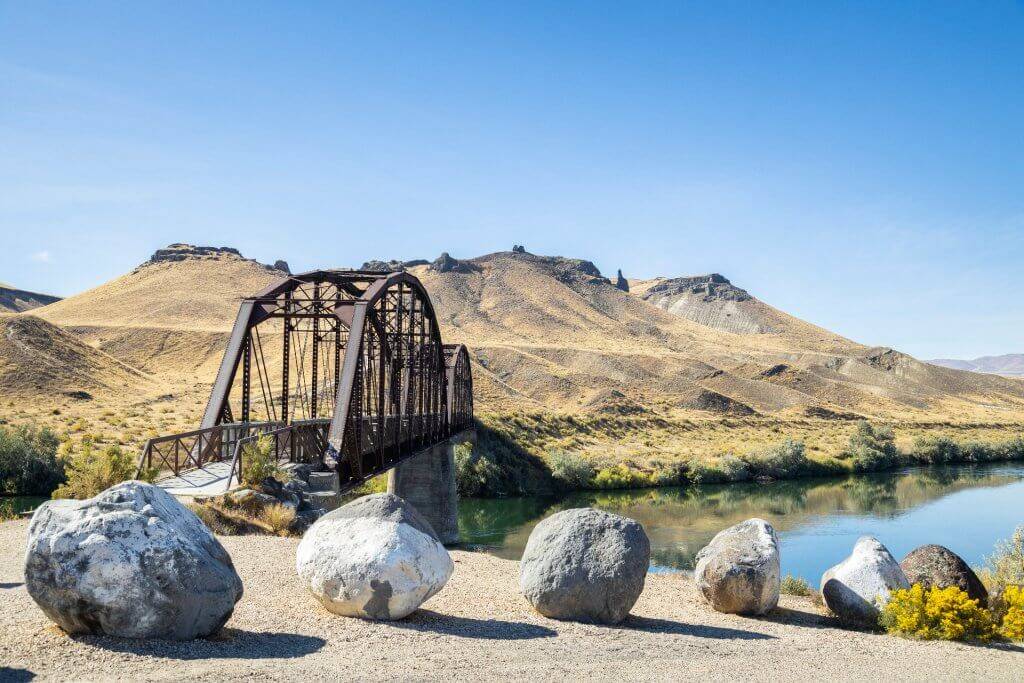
[25,481,243,640]
[295,493,453,620]
[694,518,780,615]
[821,536,909,626]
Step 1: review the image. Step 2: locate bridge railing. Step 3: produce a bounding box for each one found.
[136,420,285,479]
[223,419,331,491]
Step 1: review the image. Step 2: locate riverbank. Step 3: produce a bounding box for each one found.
[466,413,1024,496]
[2,519,1020,681]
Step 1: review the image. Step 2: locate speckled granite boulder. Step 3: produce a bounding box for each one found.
[25,481,243,640]
[295,493,453,620]
[519,508,650,624]
[695,518,780,615]
[900,544,987,603]
[821,536,909,626]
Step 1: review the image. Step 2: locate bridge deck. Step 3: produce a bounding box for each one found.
[154,462,237,497]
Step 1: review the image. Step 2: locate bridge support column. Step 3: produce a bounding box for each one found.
[387,440,460,545]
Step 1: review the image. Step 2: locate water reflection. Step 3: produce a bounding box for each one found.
[458,463,1024,581]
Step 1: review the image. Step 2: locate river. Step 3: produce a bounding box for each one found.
[457,462,1024,581]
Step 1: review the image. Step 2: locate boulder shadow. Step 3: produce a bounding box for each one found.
[615,616,776,640]
[0,582,24,590]
[70,628,326,661]
[0,667,36,682]
[392,610,558,640]
[760,606,840,631]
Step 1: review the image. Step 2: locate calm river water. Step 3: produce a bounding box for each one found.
[457,463,1024,581]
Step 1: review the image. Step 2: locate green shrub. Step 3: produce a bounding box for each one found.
[53,439,140,499]
[687,457,745,485]
[453,425,554,497]
[841,421,902,472]
[548,451,593,490]
[979,525,1024,595]
[910,435,960,464]
[880,584,994,641]
[0,424,63,496]
[591,464,656,490]
[454,441,502,497]
[743,440,816,479]
[780,574,811,596]
[241,435,284,488]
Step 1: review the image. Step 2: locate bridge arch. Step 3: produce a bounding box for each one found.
[187,269,472,492]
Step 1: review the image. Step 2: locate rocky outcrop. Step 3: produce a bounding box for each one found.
[142,244,285,274]
[512,244,527,253]
[295,493,453,620]
[900,545,988,603]
[519,508,649,624]
[149,244,243,263]
[429,252,477,274]
[821,537,909,626]
[273,260,291,274]
[694,518,780,615]
[615,269,629,292]
[643,274,750,302]
[361,259,430,273]
[24,481,243,640]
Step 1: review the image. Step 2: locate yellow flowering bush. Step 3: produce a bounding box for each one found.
[879,584,994,642]
[996,585,1024,641]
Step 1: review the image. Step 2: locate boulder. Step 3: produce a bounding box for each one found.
[694,518,780,615]
[295,493,453,620]
[24,481,243,640]
[821,536,909,626]
[900,545,988,603]
[519,508,649,624]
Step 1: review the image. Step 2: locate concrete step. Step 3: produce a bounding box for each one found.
[308,470,340,493]
[306,489,343,511]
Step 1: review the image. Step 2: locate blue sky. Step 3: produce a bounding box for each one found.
[1,1,1021,359]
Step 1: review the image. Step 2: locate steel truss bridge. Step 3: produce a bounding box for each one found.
[136,270,474,494]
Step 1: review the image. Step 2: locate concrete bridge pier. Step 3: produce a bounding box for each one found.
[387,431,473,545]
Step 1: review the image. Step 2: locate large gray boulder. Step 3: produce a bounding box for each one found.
[25,481,243,640]
[296,493,453,620]
[900,544,988,603]
[821,536,909,626]
[519,508,650,624]
[694,518,780,615]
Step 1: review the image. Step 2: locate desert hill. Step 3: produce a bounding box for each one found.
[0,315,151,399]
[33,244,284,380]
[929,354,1024,378]
[8,244,1024,443]
[0,283,61,314]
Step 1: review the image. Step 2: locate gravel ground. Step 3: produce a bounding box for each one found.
[1,518,1021,682]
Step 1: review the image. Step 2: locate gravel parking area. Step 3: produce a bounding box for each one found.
[1,519,1021,681]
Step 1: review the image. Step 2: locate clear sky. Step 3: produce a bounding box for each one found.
[2,1,1021,360]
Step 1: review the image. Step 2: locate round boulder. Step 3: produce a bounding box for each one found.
[695,518,780,615]
[25,481,243,640]
[296,493,453,620]
[900,544,988,603]
[820,536,909,626]
[519,508,650,624]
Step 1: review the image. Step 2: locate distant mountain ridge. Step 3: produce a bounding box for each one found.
[11,243,1024,426]
[0,283,61,314]
[929,354,1024,378]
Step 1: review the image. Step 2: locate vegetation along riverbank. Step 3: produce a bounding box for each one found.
[459,414,1024,496]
